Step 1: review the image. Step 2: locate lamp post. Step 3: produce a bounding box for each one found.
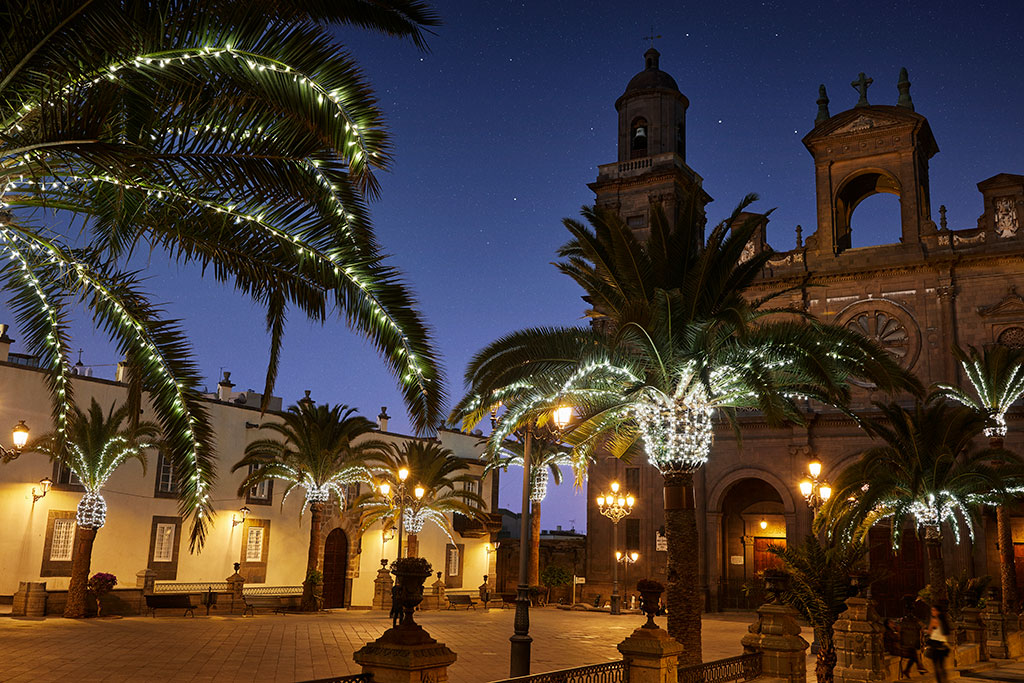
[597,481,635,615]
[509,405,572,678]
[798,459,832,515]
[1,420,29,463]
[377,467,425,559]
[616,551,639,608]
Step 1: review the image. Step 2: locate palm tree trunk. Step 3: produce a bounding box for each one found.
[664,470,702,665]
[529,499,541,586]
[301,502,322,612]
[816,625,837,683]
[925,526,947,602]
[64,526,97,618]
[991,435,1020,613]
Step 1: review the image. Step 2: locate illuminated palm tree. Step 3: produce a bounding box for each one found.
[935,343,1024,611]
[30,399,160,618]
[454,200,916,661]
[818,398,1020,602]
[233,402,382,611]
[0,0,443,550]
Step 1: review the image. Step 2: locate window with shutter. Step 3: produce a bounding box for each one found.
[152,523,176,562]
[246,527,264,562]
[50,519,75,561]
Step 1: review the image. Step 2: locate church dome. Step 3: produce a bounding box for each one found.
[623,48,680,94]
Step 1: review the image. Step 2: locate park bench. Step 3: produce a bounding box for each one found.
[144,593,197,617]
[499,592,517,608]
[445,594,477,610]
[242,594,300,616]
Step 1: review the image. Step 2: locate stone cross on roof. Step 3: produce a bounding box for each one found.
[643,28,662,49]
[851,72,873,107]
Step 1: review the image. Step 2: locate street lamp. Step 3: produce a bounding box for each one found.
[798,459,832,514]
[377,467,425,560]
[1,420,30,463]
[597,481,635,615]
[617,551,639,608]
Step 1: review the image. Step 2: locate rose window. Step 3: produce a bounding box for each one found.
[845,312,911,362]
[998,326,1024,349]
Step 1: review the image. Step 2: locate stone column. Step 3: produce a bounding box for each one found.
[618,624,684,683]
[741,601,809,683]
[983,588,1014,659]
[832,594,887,683]
[226,563,245,615]
[372,560,394,611]
[136,568,156,594]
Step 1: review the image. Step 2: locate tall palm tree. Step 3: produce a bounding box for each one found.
[768,535,865,683]
[232,402,382,611]
[0,0,444,550]
[484,435,574,585]
[29,398,159,618]
[359,440,487,553]
[935,344,1024,611]
[818,398,1020,602]
[453,200,916,662]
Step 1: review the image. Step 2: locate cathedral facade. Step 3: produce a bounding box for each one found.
[584,50,1024,614]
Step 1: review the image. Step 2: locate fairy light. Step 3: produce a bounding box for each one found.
[530,467,549,502]
[634,379,714,474]
[77,491,107,529]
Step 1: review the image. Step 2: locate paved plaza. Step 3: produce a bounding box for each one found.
[0,608,756,683]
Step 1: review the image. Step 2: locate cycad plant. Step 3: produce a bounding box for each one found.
[484,434,573,585]
[0,0,443,550]
[768,536,864,683]
[454,200,914,660]
[818,398,1020,602]
[359,441,487,551]
[935,344,1024,611]
[29,398,159,618]
[233,402,382,611]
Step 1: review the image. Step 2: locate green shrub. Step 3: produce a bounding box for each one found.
[540,565,572,587]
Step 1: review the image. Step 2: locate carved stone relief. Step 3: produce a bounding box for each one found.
[836,299,922,378]
[995,196,1019,238]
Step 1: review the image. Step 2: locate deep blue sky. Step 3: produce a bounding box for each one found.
[3,0,1023,531]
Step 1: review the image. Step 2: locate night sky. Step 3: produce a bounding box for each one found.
[3,1,1023,532]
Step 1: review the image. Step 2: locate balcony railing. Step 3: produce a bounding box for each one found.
[677,652,762,683]
[491,660,627,683]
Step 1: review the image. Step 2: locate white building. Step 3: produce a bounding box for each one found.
[0,326,498,609]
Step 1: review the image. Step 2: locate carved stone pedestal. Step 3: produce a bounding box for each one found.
[226,566,246,615]
[428,573,446,611]
[372,560,394,611]
[617,625,684,683]
[741,602,809,683]
[136,568,156,594]
[353,622,457,683]
[983,593,1014,659]
[959,606,987,661]
[832,596,887,683]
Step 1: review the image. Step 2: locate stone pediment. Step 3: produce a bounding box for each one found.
[802,105,938,158]
[832,114,901,135]
[977,286,1024,317]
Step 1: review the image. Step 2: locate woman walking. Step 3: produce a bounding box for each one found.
[926,602,952,683]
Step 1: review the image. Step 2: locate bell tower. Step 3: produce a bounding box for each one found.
[589,48,711,238]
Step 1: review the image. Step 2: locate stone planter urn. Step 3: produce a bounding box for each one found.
[636,579,664,629]
[391,557,432,627]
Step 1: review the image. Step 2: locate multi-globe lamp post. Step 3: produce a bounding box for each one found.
[509,404,572,678]
[597,481,635,615]
[377,467,425,560]
[798,459,832,515]
[616,550,639,608]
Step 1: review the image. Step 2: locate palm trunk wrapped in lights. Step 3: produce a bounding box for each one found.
[528,467,547,586]
[66,490,109,618]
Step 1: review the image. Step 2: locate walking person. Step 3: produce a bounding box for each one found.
[926,601,952,683]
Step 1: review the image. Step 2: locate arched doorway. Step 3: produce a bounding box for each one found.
[718,477,787,609]
[322,528,349,608]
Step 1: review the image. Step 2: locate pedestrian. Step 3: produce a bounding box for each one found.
[884,618,900,658]
[898,596,926,678]
[389,583,402,627]
[925,601,951,683]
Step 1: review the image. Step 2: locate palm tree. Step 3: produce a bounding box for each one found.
[359,441,487,553]
[768,535,865,683]
[453,200,915,662]
[484,435,574,586]
[818,398,1020,602]
[0,0,444,550]
[935,344,1024,611]
[29,398,159,618]
[232,402,382,611]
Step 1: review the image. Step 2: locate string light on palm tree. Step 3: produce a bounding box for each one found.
[0,420,30,462]
[798,460,832,515]
[597,481,635,615]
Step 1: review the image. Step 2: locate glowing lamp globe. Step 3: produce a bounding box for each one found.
[414,485,425,499]
[379,482,391,497]
[617,497,626,507]
[626,495,635,508]
[799,480,813,497]
[12,420,29,450]
[553,405,572,429]
[398,467,409,482]
[596,496,605,506]
[820,484,832,502]
[616,551,622,560]
[610,481,620,494]
[808,460,822,479]
[759,518,768,530]
[630,552,639,562]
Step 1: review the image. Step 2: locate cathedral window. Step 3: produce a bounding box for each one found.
[998,326,1024,349]
[631,118,648,158]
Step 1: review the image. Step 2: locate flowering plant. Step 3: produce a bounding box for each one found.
[87,572,117,596]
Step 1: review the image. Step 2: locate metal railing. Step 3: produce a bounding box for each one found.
[491,660,627,683]
[243,585,302,596]
[678,653,762,683]
[297,675,373,683]
[154,582,229,593]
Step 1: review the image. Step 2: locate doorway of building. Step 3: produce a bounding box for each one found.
[868,525,925,618]
[718,477,786,609]
[322,528,349,608]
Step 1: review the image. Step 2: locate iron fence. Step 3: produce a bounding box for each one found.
[243,585,302,595]
[296,675,373,683]
[491,660,627,683]
[678,652,762,683]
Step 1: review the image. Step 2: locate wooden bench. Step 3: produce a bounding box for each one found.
[145,594,197,617]
[445,594,477,610]
[242,595,301,616]
[499,592,517,608]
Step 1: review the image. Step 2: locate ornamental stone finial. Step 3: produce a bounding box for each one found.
[896,67,914,110]
[851,72,873,107]
[815,84,831,124]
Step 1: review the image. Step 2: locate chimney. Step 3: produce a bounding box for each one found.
[0,324,12,363]
[217,371,235,401]
[115,358,131,383]
[378,406,390,432]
